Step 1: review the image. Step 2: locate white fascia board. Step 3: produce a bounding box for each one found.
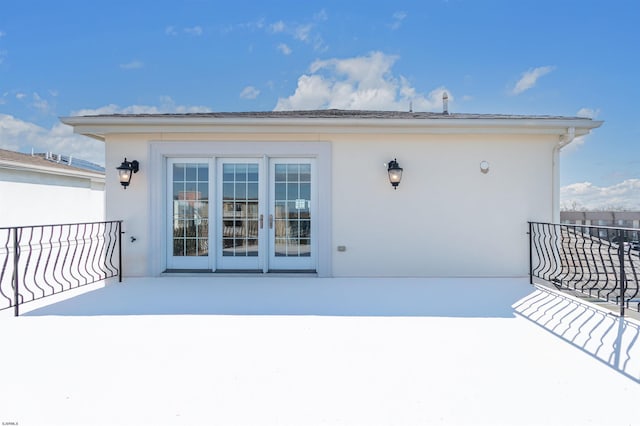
[60,116,603,138]
[0,159,105,181]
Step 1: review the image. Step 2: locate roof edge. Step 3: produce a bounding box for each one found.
[59,110,603,139]
[0,158,105,180]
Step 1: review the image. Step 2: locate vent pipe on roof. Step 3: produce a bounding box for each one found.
[442,92,449,115]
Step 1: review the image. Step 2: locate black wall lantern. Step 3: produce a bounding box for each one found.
[116,158,139,189]
[387,159,403,189]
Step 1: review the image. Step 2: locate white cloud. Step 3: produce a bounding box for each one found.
[576,107,600,119]
[291,22,327,51]
[73,97,211,116]
[240,86,260,100]
[561,179,640,211]
[234,15,326,52]
[314,9,328,22]
[0,32,6,64]
[120,60,143,70]
[511,66,555,95]
[0,114,41,146]
[270,21,285,33]
[276,75,331,110]
[277,43,292,55]
[560,135,587,155]
[32,92,51,114]
[184,26,203,36]
[165,25,202,36]
[294,24,313,42]
[313,36,328,53]
[72,104,121,116]
[254,18,267,30]
[239,18,266,32]
[158,97,211,114]
[12,91,56,115]
[0,113,105,165]
[275,51,451,112]
[291,23,328,52]
[390,11,407,30]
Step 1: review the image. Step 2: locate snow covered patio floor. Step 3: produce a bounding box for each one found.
[2,277,639,426]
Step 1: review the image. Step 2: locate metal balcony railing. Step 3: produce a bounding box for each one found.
[0,221,122,316]
[528,222,640,316]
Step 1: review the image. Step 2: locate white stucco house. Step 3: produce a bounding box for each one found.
[0,148,105,227]
[61,110,602,278]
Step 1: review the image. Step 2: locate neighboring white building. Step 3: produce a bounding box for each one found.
[61,110,602,278]
[0,149,105,227]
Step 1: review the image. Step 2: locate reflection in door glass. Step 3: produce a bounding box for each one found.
[222,163,259,257]
[274,163,311,257]
[173,163,209,256]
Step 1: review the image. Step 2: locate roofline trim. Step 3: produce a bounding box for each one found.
[60,115,603,139]
[60,115,602,127]
[0,159,106,181]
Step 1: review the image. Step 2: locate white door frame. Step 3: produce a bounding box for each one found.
[165,157,214,270]
[215,158,265,271]
[268,158,317,271]
[149,141,332,276]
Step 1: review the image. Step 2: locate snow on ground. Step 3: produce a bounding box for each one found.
[1,277,638,426]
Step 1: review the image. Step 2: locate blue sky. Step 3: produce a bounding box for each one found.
[1,0,639,209]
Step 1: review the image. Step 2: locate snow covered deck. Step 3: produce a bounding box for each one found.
[2,277,639,425]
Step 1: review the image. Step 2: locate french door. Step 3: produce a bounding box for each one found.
[166,159,212,270]
[269,159,315,271]
[167,157,316,272]
[216,159,264,271]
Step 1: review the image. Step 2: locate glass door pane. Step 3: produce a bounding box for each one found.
[217,160,262,270]
[167,160,210,270]
[270,160,315,271]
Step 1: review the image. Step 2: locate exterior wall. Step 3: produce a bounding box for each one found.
[105,136,152,275]
[104,131,556,278]
[331,134,555,277]
[0,168,105,227]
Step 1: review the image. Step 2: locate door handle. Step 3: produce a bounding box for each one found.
[269,214,274,229]
[259,214,264,229]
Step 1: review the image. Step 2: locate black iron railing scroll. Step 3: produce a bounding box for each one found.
[529,222,640,316]
[0,221,122,316]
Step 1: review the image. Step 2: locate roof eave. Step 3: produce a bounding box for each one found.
[60,116,603,139]
[0,159,105,180]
